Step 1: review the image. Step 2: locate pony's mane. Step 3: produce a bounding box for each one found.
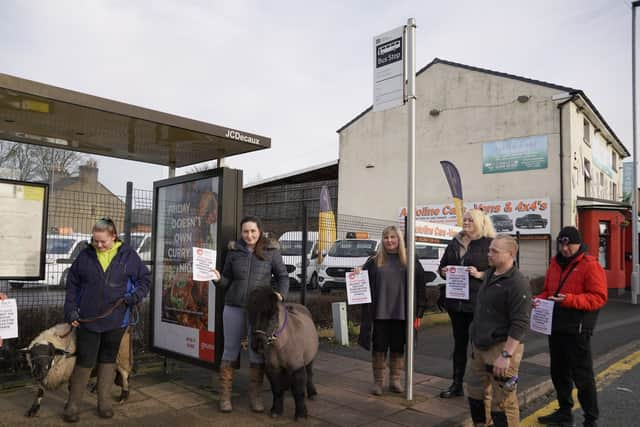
[247,286,279,319]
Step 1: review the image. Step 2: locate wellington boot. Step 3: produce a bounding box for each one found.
[97,363,116,419]
[62,367,92,423]
[371,352,386,396]
[248,363,265,412]
[389,352,404,393]
[218,360,234,413]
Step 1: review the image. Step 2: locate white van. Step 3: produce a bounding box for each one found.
[416,242,447,286]
[317,238,378,293]
[120,232,152,262]
[9,233,91,289]
[278,231,319,289]
[414,220,461,287]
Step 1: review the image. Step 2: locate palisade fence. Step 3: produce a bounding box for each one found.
[0,187,154,376]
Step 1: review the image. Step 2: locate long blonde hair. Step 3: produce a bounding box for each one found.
[464,208,496,238]
[375,225,407,267]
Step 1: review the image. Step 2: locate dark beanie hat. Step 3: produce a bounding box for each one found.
[557,226,582,244]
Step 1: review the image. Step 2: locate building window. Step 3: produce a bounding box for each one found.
[583,119,591,146]
[584,159,592,198]
[611,151,617,171]
[612,182,617,200]
[598,221,610,269]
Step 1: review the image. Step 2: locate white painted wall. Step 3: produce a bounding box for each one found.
[337,62,626,277]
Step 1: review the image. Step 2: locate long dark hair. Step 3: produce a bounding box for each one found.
[241,216,267,259]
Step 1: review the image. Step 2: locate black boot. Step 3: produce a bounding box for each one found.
[468,397,486,425]
[538,409,574,426]
[491,411,508,427]
[440,380,463,398]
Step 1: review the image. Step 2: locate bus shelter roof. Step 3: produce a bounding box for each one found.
[0,72,270,167]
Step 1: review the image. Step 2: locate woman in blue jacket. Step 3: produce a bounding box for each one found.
[63,218,150,423]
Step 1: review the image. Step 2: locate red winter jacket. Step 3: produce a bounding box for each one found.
[537,252,608,311]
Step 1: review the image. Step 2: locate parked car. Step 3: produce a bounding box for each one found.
[278,231,319,290]
[515,213,548,229]
[491,214,514,232]
[120,232,152,262]
[317,238,378,293]
[416,242,447,287]
[9,234,91,289]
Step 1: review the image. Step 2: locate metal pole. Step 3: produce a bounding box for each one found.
[405,17,416,401]
[632,2,639,304]
[301,205,308,306]
[124,182,133,246]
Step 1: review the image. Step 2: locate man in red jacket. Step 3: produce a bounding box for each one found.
[537,227,607,427]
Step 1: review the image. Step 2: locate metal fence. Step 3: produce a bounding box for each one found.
[1,180,448,377]
[0,186,154,375]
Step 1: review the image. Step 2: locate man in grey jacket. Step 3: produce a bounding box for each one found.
[466,235,531,427]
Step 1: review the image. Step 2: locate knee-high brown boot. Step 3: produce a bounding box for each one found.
[372,352,386,396]
[62,366,92,423]
[97,363,116,418]
[218,360,234,413]
[389,352,404,393]
[248,363,265,412]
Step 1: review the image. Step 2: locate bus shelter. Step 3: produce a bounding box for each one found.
[0,72,269,366]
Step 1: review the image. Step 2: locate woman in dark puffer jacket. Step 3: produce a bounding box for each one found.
[211,216,289,414]
[438,209,494,399]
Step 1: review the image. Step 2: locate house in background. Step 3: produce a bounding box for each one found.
[48,160,126,234]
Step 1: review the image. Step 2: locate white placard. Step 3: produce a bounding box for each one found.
[345,271,372,305]
[530,298,554,335]
[0,298,18,340]
[192,247,217,281]
[373,25,405,112]
[445,266,469,300]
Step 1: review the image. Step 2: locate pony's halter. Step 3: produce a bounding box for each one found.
[254,308,289,345]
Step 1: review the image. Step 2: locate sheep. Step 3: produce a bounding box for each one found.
[22,323,133,417]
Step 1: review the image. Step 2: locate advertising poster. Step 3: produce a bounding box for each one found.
[0,179,47,280]
[153,176,218,363]
[399,197,551,235]
[482,135,548,174]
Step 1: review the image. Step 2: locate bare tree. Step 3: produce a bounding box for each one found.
[0,140,88,181]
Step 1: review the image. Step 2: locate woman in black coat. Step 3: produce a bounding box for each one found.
[211,216,289,413]
[438,209,495,398]
[357,225,426,396]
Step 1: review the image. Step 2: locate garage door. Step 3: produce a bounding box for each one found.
[518,238,550,280]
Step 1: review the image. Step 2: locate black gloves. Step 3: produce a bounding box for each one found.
[67,310,80,324]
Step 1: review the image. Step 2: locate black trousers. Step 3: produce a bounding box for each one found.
[372,319,405,354]
[76,326,126,368]
[549,333,598,422]
[448,310,474,381]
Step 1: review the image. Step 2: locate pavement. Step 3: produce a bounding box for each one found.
[1,289,639,427]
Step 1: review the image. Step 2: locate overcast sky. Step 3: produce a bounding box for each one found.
[0,0,633,194]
